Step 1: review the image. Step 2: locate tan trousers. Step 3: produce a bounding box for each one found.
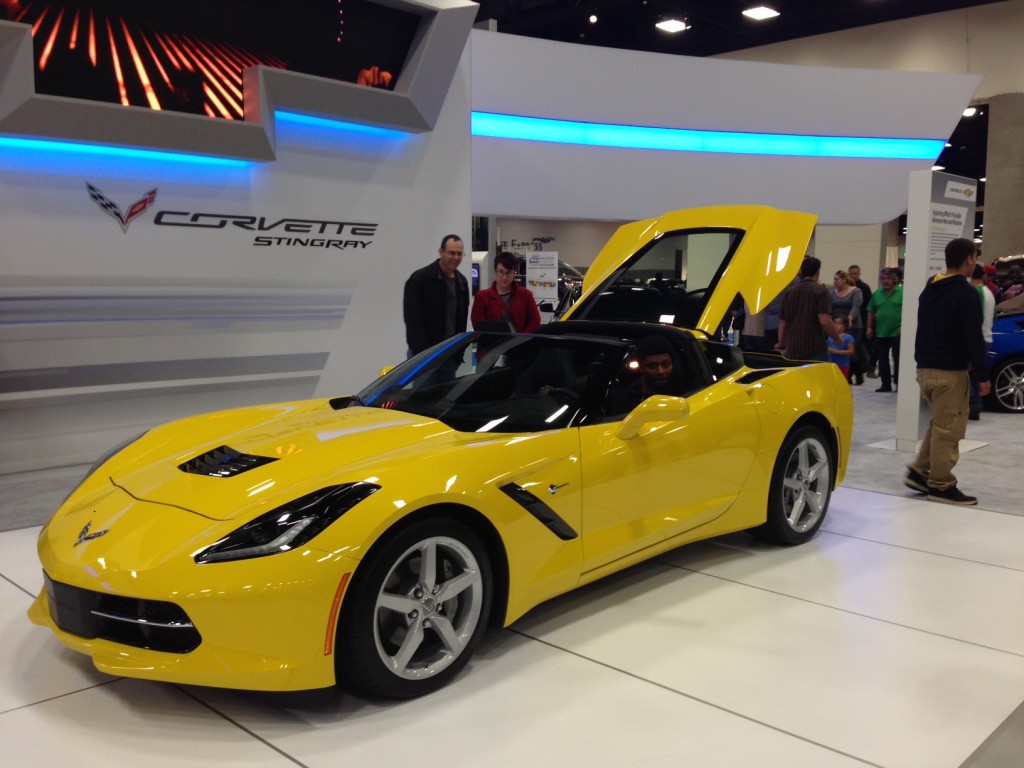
[907,369,970,491]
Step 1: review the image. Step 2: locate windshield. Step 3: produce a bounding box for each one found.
[349,333,625,433]
[570,228,742,328]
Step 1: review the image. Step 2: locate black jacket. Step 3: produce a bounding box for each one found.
[853,279,872,326]
[914,273,988,377]
[403,260,470,355]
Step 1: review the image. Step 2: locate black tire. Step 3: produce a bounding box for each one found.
[986,357,1024,413]
[751,425,833,545]
[336,518,492,699]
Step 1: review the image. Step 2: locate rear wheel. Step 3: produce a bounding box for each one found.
[336,518,492,699]
[751,426,833,545]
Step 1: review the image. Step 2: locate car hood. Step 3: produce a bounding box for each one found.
[111,402,465,521]
[568,205,817,336]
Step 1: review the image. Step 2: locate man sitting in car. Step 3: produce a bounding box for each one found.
[605,335,686,415]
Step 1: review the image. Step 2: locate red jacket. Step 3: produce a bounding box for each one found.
[471,283,541,333]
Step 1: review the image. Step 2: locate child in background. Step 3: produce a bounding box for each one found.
[828,316,856,383]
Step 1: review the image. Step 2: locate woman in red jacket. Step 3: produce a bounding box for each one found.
[471,251,542,333]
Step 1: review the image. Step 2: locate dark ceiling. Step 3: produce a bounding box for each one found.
[473,0,1004,59]
[474,0,992,194]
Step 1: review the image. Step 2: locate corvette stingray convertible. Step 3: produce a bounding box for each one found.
[30,206,853,699]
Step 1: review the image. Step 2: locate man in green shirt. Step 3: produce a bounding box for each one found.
[865,268,903,392]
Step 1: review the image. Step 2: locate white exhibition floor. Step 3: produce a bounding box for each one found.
[3,486,1023,768]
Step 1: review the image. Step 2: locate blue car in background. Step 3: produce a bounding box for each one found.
[987,310,1024,412]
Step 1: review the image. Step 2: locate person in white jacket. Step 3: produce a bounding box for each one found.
[969,263,996,420]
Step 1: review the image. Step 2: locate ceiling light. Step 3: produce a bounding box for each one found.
[980,177,987,182]
[742,6,780,21]
[963,107,977,117]
[932,165,945,171]
[656,18,690,33]
[589,14,598,23]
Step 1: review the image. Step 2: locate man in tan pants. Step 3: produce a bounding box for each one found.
[904,238,990,506]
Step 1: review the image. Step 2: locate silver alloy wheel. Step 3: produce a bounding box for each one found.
[779,434,831,532]
[992,359,1024,412]
[372,535,484,680]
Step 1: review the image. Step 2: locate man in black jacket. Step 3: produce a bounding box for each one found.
[402,234,470,357]
[904,238,990,506]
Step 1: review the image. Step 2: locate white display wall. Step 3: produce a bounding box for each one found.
[0,59,472,474]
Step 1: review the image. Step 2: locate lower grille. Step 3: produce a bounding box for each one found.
[44,573,201,654]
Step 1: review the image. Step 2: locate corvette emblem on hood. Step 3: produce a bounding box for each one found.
[75,522,109,547]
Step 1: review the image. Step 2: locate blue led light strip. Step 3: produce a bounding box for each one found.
[275,111,411,139]
[0,135,252,166]
[471,112,945,160]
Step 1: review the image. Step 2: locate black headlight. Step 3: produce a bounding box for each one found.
[193,482,380,564]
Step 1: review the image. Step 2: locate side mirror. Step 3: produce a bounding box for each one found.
[617,395,690,440]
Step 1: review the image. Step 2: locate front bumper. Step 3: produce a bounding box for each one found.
[31,485,363,691]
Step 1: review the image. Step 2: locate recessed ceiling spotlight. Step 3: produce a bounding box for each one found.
[963,107,977,117]
[742,6,780,21]
[589,13,598,23]
[656,18,691,33]
[980,177,987,182]
[932,165,945,171]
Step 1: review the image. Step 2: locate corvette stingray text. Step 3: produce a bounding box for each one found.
[154,211,378,249]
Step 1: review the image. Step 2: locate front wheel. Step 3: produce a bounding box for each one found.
[751,426,833,545]
[987,358,1024,412]
[336,518,492,699]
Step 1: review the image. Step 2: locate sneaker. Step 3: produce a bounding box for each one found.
[927,485,978,506]
[903,469,929,494]
[875,386,893,393]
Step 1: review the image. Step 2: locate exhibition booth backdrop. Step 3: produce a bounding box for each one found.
[0,8,981,474]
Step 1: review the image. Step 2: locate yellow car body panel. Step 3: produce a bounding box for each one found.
[30,205,851,693]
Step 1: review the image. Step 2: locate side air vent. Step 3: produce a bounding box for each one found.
[178,445,277,477]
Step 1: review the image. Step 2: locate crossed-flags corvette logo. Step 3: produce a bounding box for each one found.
[86,183,158,232]
[74,521,109,547]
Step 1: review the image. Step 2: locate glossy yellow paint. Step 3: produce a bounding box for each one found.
[29,205,851,692]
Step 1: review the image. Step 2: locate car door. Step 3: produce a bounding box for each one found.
[566,205,817,336]
[577,381,761,573]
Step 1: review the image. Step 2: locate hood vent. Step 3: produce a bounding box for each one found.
[178,445,277,477]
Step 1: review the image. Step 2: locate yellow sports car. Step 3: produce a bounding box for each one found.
[29,205,852,699]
